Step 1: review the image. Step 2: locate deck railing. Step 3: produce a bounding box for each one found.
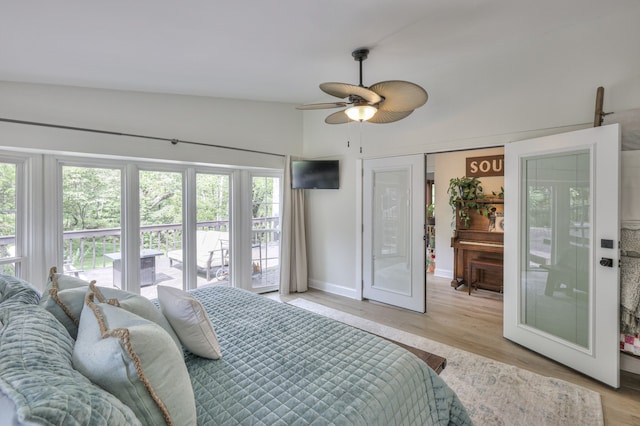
[0,217,279,271]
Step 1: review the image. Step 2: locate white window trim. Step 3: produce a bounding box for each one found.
[1,146,282,294]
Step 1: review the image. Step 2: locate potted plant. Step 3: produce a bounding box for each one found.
[492,186,504,199]
[447,176,492,228]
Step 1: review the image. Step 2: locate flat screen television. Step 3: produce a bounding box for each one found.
[291,160,339,189]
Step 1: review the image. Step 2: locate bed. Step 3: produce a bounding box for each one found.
[0,272,471,425]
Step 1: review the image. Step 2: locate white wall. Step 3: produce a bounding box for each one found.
[0,82,302,167]
[432,147,504,279]
[301,6,640,294]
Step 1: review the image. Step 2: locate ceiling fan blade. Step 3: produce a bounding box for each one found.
[296,102,348,110]
[325,110,351,124]
[369,80,428,112]
[367,109,414,124]
[320,82,382,104]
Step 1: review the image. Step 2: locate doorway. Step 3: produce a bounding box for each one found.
[427,147,505,297]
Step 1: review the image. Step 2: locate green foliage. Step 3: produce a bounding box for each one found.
[60,168,232,267]
[528,186,551,228]
[0,163,17,237]
[252,176,279,220]
[197,174,230,224]
[4,163,277,270]
[427,203,435,218]
[447,176,492,228]
[492,186,505,199]
[139,171,182,226]
[63,166,121,230]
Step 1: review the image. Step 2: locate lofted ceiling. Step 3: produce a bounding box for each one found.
[0,1,637,106]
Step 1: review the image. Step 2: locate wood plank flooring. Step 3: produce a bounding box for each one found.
[276,275,640,425]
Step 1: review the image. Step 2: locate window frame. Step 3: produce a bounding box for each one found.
[43,153,278,294]
[0,150,43,282]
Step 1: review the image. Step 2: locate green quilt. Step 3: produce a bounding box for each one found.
[186,286,471,425]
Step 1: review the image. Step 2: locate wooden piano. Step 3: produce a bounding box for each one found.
[450,200,504,292]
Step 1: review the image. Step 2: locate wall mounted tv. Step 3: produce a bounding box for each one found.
[291,160,339,189]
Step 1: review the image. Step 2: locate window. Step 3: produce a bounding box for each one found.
[196,172,230,287]
[0,160,19,276]
[61,165,122,284]
[0,148,281,297]
[250,174,281,292]
[138,170,183,298]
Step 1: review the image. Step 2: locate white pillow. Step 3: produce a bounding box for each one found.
[73,292,196,426]
[157,285,222,359]
[90,283,182,352]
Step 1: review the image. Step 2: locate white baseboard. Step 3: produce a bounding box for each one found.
[308,279,360,300]
[434,268,453,279]
[621,352,640,375]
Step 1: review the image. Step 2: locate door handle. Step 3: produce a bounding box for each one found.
[599,258,613,267]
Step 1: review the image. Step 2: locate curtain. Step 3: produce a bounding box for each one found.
[279,155,308,294]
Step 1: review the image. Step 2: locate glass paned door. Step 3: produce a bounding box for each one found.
[504,124,620,387]
[196,173,230,287]
[363,155,425,312]
[139,170,183,299]
[373,169,412,293]
[62,166,121,285]
[251,175,281,292]
[521,152,590,347]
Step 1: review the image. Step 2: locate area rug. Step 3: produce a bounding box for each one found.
[287,298,604,426]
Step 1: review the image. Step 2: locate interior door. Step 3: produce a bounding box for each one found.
[363,154,425,312]
[504,124,621,387]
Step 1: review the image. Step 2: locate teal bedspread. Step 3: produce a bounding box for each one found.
[187,286,471,425]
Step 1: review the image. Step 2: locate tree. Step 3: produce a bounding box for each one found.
[252,176,275,219]
[197,174,230,224]
[139,171,182,226]
[62,166,121,230]
[0,164,16,247]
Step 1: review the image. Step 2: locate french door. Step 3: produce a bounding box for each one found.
[504,124,621,387]
[248,174,281,293]
[363,154,425,312]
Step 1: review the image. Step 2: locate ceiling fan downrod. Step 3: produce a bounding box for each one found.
[352,48,369,88]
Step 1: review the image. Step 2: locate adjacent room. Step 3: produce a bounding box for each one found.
[1,1,640,425]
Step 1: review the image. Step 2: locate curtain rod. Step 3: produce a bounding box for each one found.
[0,117,286,158]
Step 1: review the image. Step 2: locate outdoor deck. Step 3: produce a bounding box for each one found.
[70,242,280,299]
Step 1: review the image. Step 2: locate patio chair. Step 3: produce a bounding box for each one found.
[168,230,228,281]
[542,246,588,296]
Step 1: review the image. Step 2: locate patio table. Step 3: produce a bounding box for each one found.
[104,249,163,287]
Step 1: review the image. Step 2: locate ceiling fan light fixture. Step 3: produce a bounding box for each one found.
[345,103,377,122]
[299,48,428,125]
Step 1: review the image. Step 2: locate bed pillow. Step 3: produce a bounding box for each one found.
[90,283,182,352]
[0,304,141,426]
[157,285,222,359]
[73,292,196,426]
[38,267,92,338]
[0,274,40,308]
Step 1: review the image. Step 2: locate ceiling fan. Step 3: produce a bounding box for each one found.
[296,48,428,124]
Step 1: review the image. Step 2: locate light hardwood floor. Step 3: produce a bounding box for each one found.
[276,275,640,425]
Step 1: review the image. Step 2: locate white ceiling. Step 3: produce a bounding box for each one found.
[1,1,637,105]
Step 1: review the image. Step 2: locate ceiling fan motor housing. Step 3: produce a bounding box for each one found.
[352,48,369,62]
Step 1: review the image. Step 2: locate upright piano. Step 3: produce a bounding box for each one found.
[450,201,504,292]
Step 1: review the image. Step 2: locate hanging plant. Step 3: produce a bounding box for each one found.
[447,176,492,228]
